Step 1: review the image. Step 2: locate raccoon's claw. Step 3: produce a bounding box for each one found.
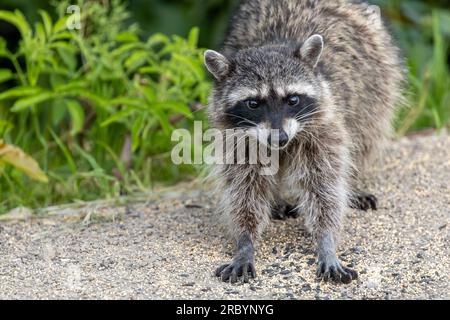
[271,202,299,220]
[350,190,378,211]
[316,260,358,284]
[215,261,256,284]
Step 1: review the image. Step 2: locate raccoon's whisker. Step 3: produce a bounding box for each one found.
[298,103,315,113]
[300,118,333,129]
[307,133,331,156]
[300,127,328,150]
[295,109,325,122]
[302,121,337,135]
[233,134,249,147]
[305,131,324,147]
[224,113,259,127]
[222,127,249,139]
[295,112,324,123]
[301,128,335,142]
[301,122,334,133]
[281,147,296,162]
[294,103,317,117]
[237,121,255,127]
[303,131,334,170]
[222,129,249,145]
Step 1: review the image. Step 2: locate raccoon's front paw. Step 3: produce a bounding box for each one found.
[349,190,378,211]
[271,202,299,220]
[215,260,256,284]
[316,258,358,284]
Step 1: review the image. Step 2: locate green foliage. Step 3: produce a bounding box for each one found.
[373,0,450,134]
[0,1,211,212]
[127,0,239,48]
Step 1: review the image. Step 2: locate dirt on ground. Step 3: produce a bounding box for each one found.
[0,134,449,300]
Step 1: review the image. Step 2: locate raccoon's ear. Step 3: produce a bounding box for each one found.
[204,50,230,80]
[296,34,324,68]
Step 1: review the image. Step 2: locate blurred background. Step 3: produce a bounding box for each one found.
[0,0,449,213]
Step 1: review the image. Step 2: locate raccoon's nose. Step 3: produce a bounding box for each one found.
[268,130,289,148]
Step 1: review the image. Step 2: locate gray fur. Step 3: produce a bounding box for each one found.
[205,0,405,284]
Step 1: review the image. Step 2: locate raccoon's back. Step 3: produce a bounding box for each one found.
[224,0,385,52]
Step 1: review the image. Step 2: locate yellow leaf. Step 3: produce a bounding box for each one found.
[0,139,48,183]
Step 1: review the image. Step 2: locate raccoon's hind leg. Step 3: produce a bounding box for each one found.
[215,165,275,283]
[271,198,299,220]
[349,189,378,211]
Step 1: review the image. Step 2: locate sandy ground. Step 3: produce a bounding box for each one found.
[0,135,449,300]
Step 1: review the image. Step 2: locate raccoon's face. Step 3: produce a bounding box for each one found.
[205,35,324,149]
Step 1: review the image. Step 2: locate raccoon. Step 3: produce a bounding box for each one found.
[204,0,404,284]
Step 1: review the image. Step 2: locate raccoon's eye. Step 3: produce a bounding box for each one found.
[245,99,260,110]
[287,95,301,107]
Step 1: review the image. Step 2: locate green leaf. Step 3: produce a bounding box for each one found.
[124,50,148,72]
[188,27,200,49]
[67,90,111,111]
[74,144,103,172]
[38,10,53,38]
[0,69,13,83]
[35,22,47,43]
[11,92,53,112]
[51,31,74,41]
[140,85,156,102]
[53,16,69,34]
[101,108,136,127]
[116,32,139,43]
[0,37,10,57]
[0,119,13,136]
[49,73,65,88]
[51,41,77,51]
[0,86,43,101]
[148,101,192,118]
[51,99,68,126]
[66,99,85,135]
[131,116,145,151]
[109,97,145,110]
[138,66,162,74]
[172,53,204,80]
[49,129,76,174]
[111,43,145,58]
[56,47,77,71]
[150,107,172,134]
[0,10,32,39]
[147,33,170,47]
[54,81,87,93]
